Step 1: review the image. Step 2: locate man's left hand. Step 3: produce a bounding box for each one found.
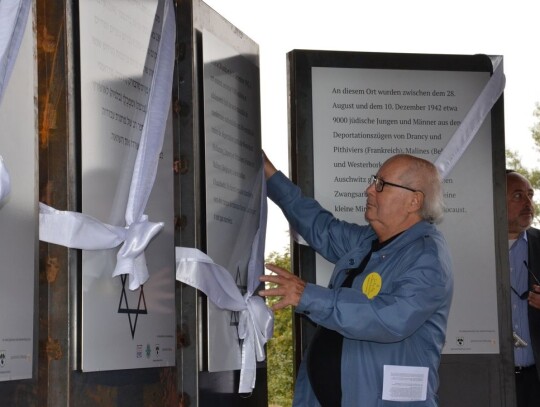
[259,264,306,311]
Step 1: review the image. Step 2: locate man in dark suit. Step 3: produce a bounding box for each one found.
[506,170,540,407]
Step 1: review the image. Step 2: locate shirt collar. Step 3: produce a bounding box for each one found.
[509,231,528,250]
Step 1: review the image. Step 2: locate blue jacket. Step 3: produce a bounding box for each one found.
[267,171,453,406]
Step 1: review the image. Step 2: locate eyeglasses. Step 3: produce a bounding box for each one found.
[511,260,540,300]
[369,175,423,194]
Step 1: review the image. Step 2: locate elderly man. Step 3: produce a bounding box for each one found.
[506,170,540,407]
[259,153,453,406]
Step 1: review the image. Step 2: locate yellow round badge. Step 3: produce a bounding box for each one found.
[362,272,382,299]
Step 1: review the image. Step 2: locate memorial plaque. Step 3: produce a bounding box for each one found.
[0,12,36,381]
[202,30,262,372]
[78,0,175,371]
[310,66,498,354]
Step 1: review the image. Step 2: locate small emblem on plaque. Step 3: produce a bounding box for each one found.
[145,344,151,359]
[0,351,6,367]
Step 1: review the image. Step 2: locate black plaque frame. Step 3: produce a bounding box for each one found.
[286,49,514,406]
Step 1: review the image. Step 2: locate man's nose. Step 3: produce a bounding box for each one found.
[365,183,375,194]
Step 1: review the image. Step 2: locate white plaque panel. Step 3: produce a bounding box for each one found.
[0,10,36,381]
[202,30,262,372]
[79,0,175,371]
[311,67,499,354]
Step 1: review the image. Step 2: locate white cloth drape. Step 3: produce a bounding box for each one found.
[39,0,176,291]
[175,163,273,393]
[0,0,30,105]
[0,0,32,202]
[435,57,505,178]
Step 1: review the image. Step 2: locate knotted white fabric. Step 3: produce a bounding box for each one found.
[39,0,176,290]
[176,163,274,393]
[0,0,31,202]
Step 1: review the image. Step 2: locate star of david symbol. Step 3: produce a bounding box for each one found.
[230,266,247,348]
[117,274,148,339]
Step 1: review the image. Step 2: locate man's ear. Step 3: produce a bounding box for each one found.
[409,191,423,213]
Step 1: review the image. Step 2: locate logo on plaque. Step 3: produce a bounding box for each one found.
[0,351,6,367]
[145,344,151,359]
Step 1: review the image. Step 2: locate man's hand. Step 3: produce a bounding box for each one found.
[263,151,278,180]
[259,264,306,311]
[529,285,540,309]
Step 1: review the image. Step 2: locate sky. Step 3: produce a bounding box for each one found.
[203,0,540,255]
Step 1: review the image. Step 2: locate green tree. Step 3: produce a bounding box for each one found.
[265,248,294,407]
[506,102,540,221]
